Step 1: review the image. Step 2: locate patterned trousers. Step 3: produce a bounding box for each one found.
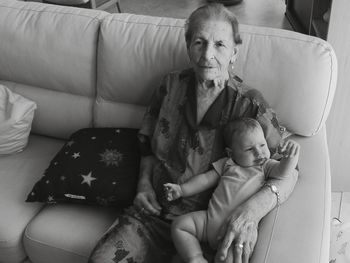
[88,206,176,263]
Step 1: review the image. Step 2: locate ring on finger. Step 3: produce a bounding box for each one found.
[235,243,244,249]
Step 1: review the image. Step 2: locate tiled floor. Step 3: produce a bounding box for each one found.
[106,0,292,30]
[332,192,350,221]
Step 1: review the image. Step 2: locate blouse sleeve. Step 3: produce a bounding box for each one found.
[138,77,168,156]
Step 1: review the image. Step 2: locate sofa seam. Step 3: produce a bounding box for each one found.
[23,228,88,259]
[0,3,104,21]
[106,17,185,29]
[92,14,102,127]
[315,48,334,135]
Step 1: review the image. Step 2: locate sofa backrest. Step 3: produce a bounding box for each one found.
[0,0,107,139]
[96,13,337,136]
[0,0,337,139]
[94,14,190,129]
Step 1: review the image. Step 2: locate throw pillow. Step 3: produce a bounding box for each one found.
[26,128,140,207]
[0,85,37,155]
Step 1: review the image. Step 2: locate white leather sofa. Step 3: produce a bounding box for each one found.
[0,0,337,262]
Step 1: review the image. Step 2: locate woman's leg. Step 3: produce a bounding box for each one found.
[171,211,208,263]
[89,207,174,263]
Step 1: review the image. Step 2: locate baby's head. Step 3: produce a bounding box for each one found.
[224,118,271,167]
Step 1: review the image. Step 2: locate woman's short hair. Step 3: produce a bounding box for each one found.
[224,117,262,147]
[185,3,242,48]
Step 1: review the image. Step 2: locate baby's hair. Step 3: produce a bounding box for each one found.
[224,117,262,147]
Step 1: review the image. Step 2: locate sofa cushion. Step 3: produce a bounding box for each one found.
[95,14,189,128]
[0,0,107,97]
[23,204,120,263]
[0,84,37,155]
[0,134,64,263]
[0,81,94,140]
[0,0,108,139]
[26,128,140,207]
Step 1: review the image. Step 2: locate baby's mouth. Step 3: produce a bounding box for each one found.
[255,158,267,165]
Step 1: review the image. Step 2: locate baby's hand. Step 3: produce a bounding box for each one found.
[279,139,300,159]
[164,183,183,201]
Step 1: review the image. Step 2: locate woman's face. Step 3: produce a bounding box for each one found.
[188,19,237,82]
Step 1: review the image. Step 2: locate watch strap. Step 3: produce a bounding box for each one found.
[264,183,281,207]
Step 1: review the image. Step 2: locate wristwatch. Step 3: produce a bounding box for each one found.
[264,183,280,207]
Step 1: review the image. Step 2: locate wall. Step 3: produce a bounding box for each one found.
[326,0,350,191]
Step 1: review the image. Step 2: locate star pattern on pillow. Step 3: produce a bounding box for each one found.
[26,128,140,207]
[81,172,96,187]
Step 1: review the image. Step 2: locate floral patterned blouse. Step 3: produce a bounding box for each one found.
[138,68,285,220]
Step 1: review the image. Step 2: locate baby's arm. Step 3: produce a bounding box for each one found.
[269,139,300,179]
[164,169,220,201]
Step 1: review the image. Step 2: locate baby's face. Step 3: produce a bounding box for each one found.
[230,128,271,167]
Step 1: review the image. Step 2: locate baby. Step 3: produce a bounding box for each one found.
[164,117,300,263]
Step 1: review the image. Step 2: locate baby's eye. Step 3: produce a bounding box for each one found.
[245,148,253,152]
[260,144,266,147]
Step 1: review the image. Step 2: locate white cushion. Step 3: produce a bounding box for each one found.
[0,85,36,155]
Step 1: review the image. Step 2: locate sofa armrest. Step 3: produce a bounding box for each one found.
[251,128,331,263]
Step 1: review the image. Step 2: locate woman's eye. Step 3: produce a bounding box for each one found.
[260,144,266,147]
[216,42,225,48]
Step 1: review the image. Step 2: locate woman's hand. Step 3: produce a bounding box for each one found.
[215,204,259,263]
[133,184,161,216]
[133,155,162,216]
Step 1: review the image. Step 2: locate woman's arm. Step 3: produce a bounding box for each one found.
[134,77,169,216]
[133,155,162,216]
[215,170,298,263]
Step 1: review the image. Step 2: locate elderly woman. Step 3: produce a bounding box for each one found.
[88,3,298,263]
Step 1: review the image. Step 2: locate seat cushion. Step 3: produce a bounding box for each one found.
[23,204,120,263]
[0,134,64,263]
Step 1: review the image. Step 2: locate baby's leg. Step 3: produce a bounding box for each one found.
[172,210,208,263]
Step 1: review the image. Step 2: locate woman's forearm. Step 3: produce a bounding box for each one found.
[245,170,299,222]
[137,155,157,192]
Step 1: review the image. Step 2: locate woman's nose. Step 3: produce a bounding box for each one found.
[203,44,214,60]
